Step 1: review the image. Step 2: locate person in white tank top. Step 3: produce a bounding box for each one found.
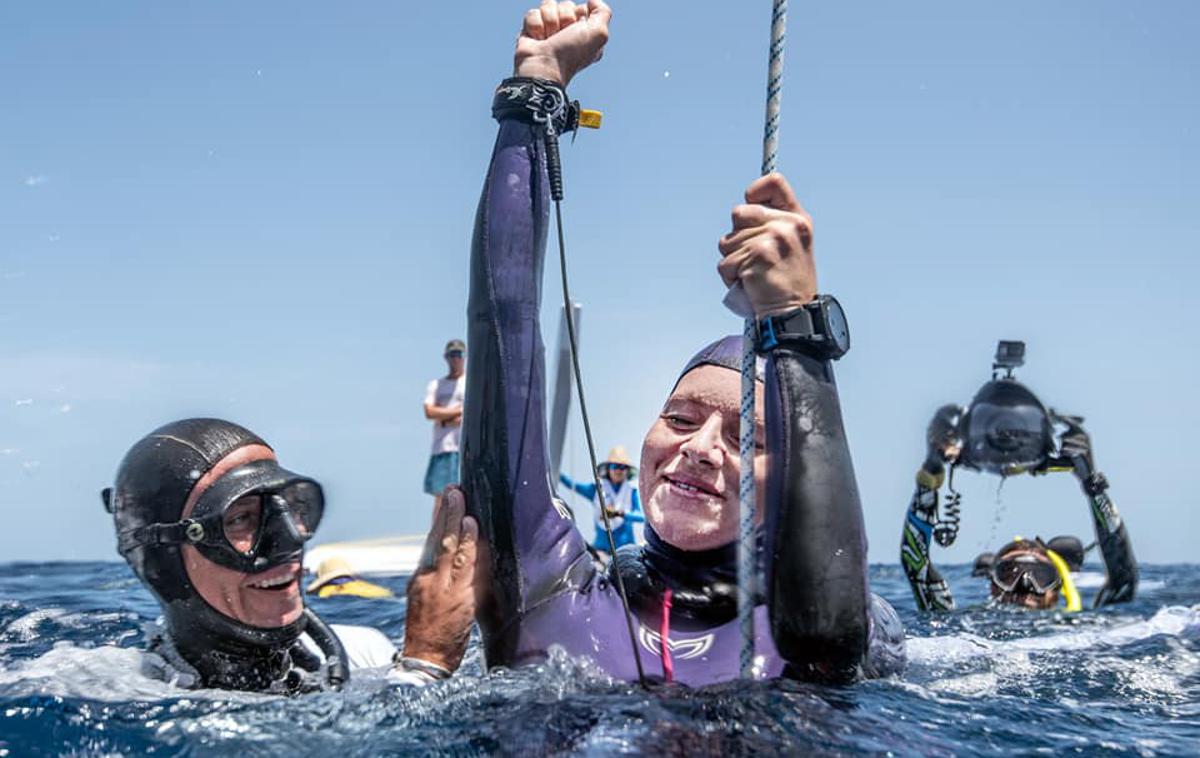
[423,339,467,511]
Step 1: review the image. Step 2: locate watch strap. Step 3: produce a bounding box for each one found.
[757,306,817,352]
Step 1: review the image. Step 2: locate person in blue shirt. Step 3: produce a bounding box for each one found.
[559,446,644,556]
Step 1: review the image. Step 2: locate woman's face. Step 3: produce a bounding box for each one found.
[640,365,765,551]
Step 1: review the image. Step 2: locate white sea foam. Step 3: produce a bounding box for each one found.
[3,608,71,642]
[1071,571,1165,592]
[2,609,131,644]
[905,605,1200,702]
[0,638,419,705]
[1071,571,1108,588]
[908,604,1200,666]
[0,643,198,701]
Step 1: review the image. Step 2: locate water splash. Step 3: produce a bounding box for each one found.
[1,564,1197,755]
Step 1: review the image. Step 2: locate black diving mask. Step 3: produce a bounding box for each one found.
[990,553,1061,594]
[117,459,324,574]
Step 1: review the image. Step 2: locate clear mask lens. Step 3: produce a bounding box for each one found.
[222,496,264,555]
[219,481,323,557]
[276,481,322,535]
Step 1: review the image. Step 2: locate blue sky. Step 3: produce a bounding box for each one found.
[1,2,1197,563]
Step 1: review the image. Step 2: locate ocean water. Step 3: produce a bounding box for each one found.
[0,562,1197,757]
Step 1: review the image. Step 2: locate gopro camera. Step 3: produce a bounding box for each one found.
[993,340,1025,377]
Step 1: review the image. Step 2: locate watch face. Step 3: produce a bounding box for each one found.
[825,297,850,354]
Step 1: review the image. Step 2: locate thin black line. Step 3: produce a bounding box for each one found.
[553,198,647,687]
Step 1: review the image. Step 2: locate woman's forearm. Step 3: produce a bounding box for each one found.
[461,116,593,665]
[763,348,871,681]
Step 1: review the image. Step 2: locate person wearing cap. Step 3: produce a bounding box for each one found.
[105,418,477,693]
[456,1,904,686]
[559,445,645,555]
[423,339,467,511]
[306,557,395,600]
[900,372,1137,612]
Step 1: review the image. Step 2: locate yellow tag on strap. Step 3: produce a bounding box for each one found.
[578,109,603,129]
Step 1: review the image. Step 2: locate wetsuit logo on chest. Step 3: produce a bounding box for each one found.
[637,625,714,661]
[550,496,572,521]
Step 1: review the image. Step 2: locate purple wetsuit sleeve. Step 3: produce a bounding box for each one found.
[763,347,904,681]
[460,118,598,667]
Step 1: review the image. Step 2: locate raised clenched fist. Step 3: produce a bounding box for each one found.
[717,173,818,318]
[514,0,612,87]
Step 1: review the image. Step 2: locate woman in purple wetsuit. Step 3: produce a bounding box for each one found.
[461,0,904,686]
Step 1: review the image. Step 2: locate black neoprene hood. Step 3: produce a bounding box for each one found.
[106,418,310,676]
[110,418,269,598]
[673,335,765,392]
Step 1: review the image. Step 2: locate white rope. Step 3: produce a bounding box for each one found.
[739,0,788,680]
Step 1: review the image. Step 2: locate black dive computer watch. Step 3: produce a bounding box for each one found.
[755,294,850,360]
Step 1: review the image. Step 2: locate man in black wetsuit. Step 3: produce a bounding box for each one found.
[105,418,478,692]
[460,0,904,685]
[900,345,1137,612]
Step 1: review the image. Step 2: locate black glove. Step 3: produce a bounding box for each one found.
[1051,410,1095,480]
[923,404,964,476]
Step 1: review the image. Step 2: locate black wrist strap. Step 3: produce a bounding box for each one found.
[492,77,580,135]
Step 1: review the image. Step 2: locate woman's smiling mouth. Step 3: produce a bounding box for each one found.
[661,473,723,500]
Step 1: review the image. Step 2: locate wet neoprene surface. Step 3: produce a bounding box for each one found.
[461,118,903,684]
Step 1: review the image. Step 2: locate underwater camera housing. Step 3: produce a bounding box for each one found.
[993,340,1025,378]
[958,339,1054,476]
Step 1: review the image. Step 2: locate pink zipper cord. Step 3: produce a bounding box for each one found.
[660,587,674,683]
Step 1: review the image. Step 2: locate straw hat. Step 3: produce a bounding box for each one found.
[306,556,356,593]
[597,445,636,476]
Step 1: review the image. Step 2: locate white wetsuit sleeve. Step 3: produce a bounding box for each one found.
[299,624,399,671]
[332,624,398,669]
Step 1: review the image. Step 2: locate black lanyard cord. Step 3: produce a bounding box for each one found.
[546,126,647,688]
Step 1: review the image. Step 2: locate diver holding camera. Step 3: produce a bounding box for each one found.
[900,341,1138,612]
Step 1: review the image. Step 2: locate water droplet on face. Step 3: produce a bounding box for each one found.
[189,470,202,480]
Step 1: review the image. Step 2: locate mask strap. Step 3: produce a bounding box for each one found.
[117,520,204,553]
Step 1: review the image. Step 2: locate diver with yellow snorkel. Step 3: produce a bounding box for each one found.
[900,341,1138,613]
